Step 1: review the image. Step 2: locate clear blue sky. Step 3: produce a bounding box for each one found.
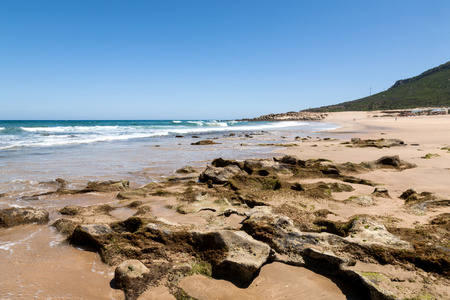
[1,0,449,120]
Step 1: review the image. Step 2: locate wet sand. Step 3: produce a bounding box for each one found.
[179,262,362,300]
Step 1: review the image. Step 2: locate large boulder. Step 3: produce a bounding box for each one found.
[191,230,271,285]
[199,165,243,184]
[68,224,113,249]
[114,259,151,300]
[0,207,49,227]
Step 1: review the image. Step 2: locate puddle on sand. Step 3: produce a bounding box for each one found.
[0,224,123,299]
[109,206,137,220]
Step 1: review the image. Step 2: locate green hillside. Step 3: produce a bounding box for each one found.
[306,61,450,112]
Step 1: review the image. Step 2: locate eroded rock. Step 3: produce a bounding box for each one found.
[0,207,49,227]
[199,165,244,184]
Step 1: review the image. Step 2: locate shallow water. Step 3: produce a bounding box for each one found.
[0,225,122,299]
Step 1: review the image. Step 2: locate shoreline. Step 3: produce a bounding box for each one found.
[1,112,449,299]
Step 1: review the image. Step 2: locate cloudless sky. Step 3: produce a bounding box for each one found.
[1,0,449,120]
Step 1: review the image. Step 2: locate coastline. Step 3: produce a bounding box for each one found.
[1,112,449,299]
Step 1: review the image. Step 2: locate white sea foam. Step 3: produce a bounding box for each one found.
[205,121,228,127]
[172,121,182,123]
[187,121,204,126]
[21,125,120,133]
[0,228,42,253]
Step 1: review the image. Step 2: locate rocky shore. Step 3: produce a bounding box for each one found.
[1,111,450,300]
[2,151,449,299]
[238,111,327,121]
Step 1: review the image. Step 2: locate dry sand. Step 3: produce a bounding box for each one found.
[281,112,450,224]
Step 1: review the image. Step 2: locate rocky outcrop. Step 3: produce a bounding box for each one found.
[0,207,49,227]
[239,111,327,122]
[46,153,450,300]
[199,165,244,184]
[191,230,271,285]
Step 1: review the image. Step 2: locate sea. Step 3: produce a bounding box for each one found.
[0,119,339,206]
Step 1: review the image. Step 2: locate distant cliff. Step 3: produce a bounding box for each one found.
[305,61,450,112]
[238,111,327,122]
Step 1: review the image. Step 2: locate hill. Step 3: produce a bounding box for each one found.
[305,61,450,112]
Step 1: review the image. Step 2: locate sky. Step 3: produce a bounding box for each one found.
[1,0,449,120]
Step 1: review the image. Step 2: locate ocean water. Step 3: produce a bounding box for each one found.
[0,119,339,204]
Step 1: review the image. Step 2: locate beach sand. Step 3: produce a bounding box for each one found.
[1,111,449,299]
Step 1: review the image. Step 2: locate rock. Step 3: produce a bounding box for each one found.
[68,224,113,249]
[55,178,68,188]
[238,111,326,122]
[242,212,336,254]
[59,205,82,215]
[52,218,79,236]
[220,208,241,217]
[273,155,306,167]
[115,259,151,300]
[145,223,173,237]
[0,207,49,227]
[20,195,40,201]
[345,218,412,250]
[291,182,304,191]
[191,140,219,145]
[347,138,405,148]
[243,158,291,175]
[374,155,416,170]
[399,189,417,200]
[211,158,243,169]
[302,248,355,271]
[199,165,243,184]
[372,188,391,198]
[84,180,130,192]
[346,195,374,206]
[191,230,271,285]
[175,166,196,174]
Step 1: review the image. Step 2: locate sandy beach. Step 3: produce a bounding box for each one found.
[1,112,449,299]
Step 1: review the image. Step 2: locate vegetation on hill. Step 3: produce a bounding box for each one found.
[305,61,450,112]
